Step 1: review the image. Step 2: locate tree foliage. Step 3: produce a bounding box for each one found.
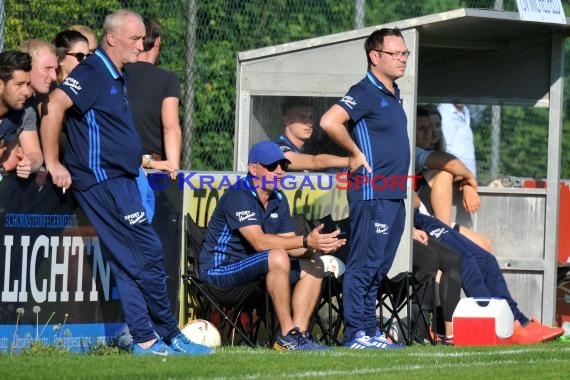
[190,0,355,169]
[3,0,570,176]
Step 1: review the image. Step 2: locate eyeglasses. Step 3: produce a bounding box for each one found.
[259,160,289,172]
[373,49,410,59]
[66,52,91,62]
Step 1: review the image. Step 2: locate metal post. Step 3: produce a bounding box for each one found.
[489,0,504,183]
[0,0,5,52]
[490,105,501,180]
[543,33,564,325]
[355,0,364,29]
[182,0,197,169]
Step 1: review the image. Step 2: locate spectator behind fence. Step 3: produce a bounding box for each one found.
[35,30,91,164]
[20,39,58,97]
[320,28,410,349]
[68,24,98,54]
[0,51,33,178]
[40,9,211,357]
[124,16,180,179]
[199,141,345,350]
[5,39,58,176]
[275,96,348,172]
[53,30,90,84]
[438,103,477,177]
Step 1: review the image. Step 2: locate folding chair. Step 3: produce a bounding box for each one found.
[307,214,350,345]
[377,271,437,346]
[309,270,344,345]
[182,214,271,347]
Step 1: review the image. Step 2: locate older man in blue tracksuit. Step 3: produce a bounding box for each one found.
[200,141,345,350]
[40,9,210,356]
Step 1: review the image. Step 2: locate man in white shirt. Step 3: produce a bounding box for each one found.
[438,103,476,177]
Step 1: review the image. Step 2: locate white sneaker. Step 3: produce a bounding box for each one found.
[343,330,376,349]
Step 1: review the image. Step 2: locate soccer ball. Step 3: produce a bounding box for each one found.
[181,319,222,347]
[319,255,346,278]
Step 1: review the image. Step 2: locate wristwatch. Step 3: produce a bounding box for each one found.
[143,154,153,169]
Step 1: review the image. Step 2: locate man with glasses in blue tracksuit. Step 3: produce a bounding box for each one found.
[320,28,411,349]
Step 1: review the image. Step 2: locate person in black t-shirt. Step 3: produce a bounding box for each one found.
[125,17,181,179]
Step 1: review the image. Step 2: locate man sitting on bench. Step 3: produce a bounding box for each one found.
[199,141,346,350]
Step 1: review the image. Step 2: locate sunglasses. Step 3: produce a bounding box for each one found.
[66,52,91,62]
[260,160,289,172]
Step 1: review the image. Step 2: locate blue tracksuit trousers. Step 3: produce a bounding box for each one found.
[343,199,405,342]
[413,210,529,325]
[73,176,180,343]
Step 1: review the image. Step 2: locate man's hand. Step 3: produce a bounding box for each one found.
[412,227,428,245]
[349,151,372,173]
[15,150,33,179]
[461,176,478,192]
[306,223,347,254]
[47,161,72,190]
[461,183,480,213]
[152,159,178,180]
[1,143,21,172]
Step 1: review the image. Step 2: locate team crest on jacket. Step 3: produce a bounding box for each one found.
[124,211,147,225]
[236,210,257,222]
[375,222,389,234]
[429,227,448,239]
[340,96,357,109]
[62,77,82,95]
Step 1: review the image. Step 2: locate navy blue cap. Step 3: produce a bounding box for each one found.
[248,141,292,165]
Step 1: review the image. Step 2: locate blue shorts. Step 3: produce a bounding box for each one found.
[201,251,301,288]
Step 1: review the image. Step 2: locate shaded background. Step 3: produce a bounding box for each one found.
[1,0,569,184]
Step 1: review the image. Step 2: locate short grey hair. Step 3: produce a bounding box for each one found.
[103,9,143,36]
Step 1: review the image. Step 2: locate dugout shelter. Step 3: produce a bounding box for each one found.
[234,8,570,324]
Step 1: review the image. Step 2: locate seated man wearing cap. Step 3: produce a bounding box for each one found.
[199,141,346,350]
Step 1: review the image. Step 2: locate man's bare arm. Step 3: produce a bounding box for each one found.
[161,96,181,169]
[18,130,43,173]
[320,104,371,173]
[424,151,477,188]
[285,151,349,172]
[40,88,73,189]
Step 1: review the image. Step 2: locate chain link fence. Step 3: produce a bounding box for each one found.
[1,0,568,181]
